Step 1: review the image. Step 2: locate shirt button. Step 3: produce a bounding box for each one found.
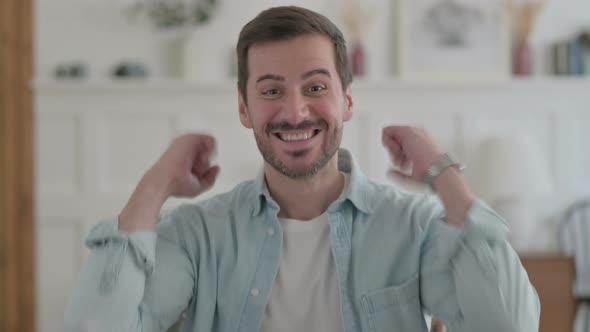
[267,228,275,236]
[251,288,259,297]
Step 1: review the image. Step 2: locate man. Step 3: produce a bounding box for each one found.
[65,6,540,332]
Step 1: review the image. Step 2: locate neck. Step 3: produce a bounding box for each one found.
[264,155,344,220]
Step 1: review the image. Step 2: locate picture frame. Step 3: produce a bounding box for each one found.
[396,0,511,82]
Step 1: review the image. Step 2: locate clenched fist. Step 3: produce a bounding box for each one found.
[381,126,442,183]
[119,133,220,232]
[155,133,220,198]
[382,125,475,226]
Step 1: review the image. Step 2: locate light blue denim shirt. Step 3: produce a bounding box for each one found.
[65,149,540,332]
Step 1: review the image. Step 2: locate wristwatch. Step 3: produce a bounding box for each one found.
[423,152,466,189]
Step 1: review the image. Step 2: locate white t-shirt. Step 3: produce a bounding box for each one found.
[260,213,344,332]
[260,175,348,332]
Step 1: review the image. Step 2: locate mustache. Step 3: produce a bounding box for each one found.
[266,119,327,133]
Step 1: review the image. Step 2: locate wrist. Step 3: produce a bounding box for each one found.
[433,168,476,226]
[119,168,170,233]
[432,167,472,194]
[142,165,174,201]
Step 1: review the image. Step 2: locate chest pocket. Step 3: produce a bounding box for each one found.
[361,275,427,332]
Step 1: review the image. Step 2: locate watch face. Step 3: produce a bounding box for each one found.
[424,153,465,186]
[427,168,439,177]
[441,154,453,165]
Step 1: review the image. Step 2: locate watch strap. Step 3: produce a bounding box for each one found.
[423,152,465,189]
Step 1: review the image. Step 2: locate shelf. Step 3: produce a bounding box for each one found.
[32,78,237,94]
[32,76,590,94]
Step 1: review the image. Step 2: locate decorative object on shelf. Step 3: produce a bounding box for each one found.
[577,30,590,75]
[124,0,217,30]
[473,134,554,253]
[54,62,88,80]
[507,0,545,76]
[396,0,510,82]
[180,26,231,82]
[342,0,374,77]
[512,39,532,76]
[568,39,584,75]
[112,61,149,79]
[552,31,589,76]
[350,42,366,77]
[123,0,218,80]
[553,40,571,76]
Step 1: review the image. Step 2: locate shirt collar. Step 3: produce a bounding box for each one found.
[251,148,375,216]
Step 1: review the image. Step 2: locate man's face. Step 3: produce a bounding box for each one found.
[238,34,353,179]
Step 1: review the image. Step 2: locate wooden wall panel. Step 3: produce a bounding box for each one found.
[0,0,35,331]
[521,255,576,332]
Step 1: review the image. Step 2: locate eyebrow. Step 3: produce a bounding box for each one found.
[256,74,284,83]
[301,68,331,80]
[255,68,331,84]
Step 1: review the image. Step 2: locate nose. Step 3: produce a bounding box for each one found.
[282,91,310,124]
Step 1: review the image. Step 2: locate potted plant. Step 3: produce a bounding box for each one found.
[124,0,218,79]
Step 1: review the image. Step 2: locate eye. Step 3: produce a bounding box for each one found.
[306,85,327,94]
[262,88,281,97]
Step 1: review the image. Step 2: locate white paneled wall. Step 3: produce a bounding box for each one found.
[35,0,590,79]
[37,221,82,332]
[35,79,590,331]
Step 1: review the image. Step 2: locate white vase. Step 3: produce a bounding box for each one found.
[157,23,229,82]
[157,28,192,78]
[180,25,228,82]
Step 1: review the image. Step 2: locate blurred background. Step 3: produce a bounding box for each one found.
[2,0,590,331]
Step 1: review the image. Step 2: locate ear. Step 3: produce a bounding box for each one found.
[238,89,253,129]
[343,85,353,122]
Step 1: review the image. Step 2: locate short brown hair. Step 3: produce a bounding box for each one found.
[236,6,352,103]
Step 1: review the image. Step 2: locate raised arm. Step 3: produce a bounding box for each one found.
[382,126,540,331]
[64,134,220,332]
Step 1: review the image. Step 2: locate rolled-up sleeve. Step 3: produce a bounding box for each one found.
[419,200,540,332]
[64,213,195,332]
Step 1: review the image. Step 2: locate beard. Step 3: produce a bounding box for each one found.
[253,119,342,180]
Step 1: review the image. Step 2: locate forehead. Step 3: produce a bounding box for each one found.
[247,34,337,78]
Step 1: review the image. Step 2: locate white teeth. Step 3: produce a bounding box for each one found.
[278,131,315,142]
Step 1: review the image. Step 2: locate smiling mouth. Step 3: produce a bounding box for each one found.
[274,129,321,142]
